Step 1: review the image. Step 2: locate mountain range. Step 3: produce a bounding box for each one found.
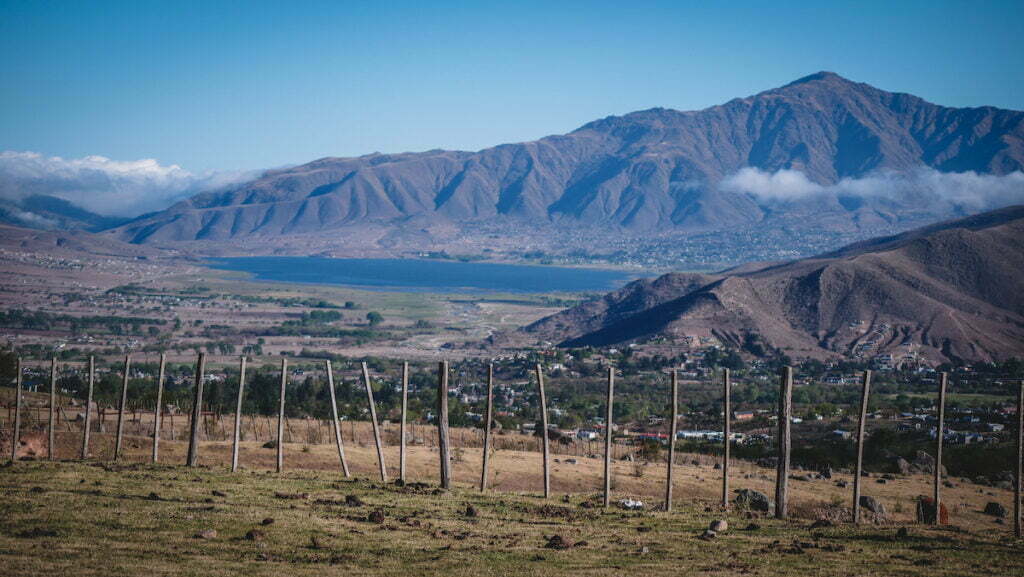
[501,205,1024,363]
[106,71,1024,250]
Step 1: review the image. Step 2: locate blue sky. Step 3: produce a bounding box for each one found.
[1,0,1022,171]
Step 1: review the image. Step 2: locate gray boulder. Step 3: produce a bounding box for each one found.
[734,489,772,512]
[984,502,1008,518]
[859,495,886,516]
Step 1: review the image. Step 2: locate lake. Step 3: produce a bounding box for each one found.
[208,257,635,293]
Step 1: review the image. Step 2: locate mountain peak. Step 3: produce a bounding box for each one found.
[784,70,849,86]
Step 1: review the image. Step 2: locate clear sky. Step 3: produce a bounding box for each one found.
[2,0,1022,171]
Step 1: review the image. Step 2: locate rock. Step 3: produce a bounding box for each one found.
[544,535,571,550]
[273,491,309,500]
[618,498,644,510]
[743,523,761,531]
[896,527,909,539]
[211,490,227,497]
[709,520,728,532]
[911,451,946,476]
[915,497,949,525]
[194,529,217,539]
[367,509,386,523]
[995,480,1013,490]
[700,529,717,540]
[262,440,278,449]
[564,458,577,465]
[261,518,275,525]
[809,519,833,529]
[344,495,364,507]
[146,492,162,501]
[984,502,1008,518]
[245,529,266,541]
[734,489,772,512]
[465,504,478,518]
[876,478,888,484]
[713,462,722,470]
[835,480,849,488]
[858,496,886,516]
[820,466,833,479]
[894,457,911,475]
[881,473,896,480]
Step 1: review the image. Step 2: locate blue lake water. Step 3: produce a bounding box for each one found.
[208,257,635,294]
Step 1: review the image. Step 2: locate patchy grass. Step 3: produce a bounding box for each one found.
[1,461,1022,576]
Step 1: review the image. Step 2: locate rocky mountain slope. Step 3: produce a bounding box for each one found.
[506,205,1024,363]
[113,72,1024,245]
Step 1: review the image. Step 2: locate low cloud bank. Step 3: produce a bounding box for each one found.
[0,151,257,218]
[720,167,1024,211]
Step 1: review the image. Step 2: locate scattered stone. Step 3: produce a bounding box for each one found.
[820,466,833,479]
[344,495,364,507]
[211,490,227,497]
[896,527,909,539]
[618,498,644,510]
[367,509,386,523]
[639,546,650,554]
[984,502,1008,518]
[709,519,728,533]
[859,496,886,516]
[194,529,217,539]
[894,457,911,475]
[713,462,722,470]
[544,535,571,550]
[915,497,949,525]
[15,527,60,538]
[743,523,761,531]
[876,478,888,484]
[465,504,478,518]
[835,480,849,488]
[29,486,46,494]
[564,458,577,465]
[261,518,275,525]
[273,491,309,500]
[809,519,833,529]
[734,489,772,512]
[262,440,278,449]
[146,492,162,501]
[309,536,327,549]
[636,526,652,533]
[245,529,266,541]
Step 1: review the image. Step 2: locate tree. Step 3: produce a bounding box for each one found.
[366,311,383,326]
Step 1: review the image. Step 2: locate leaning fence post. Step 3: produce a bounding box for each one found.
[152,353,166,463]
[114,354,131,461]
[81,356,94,460]
[276,358,287,473]
[437,360,451,489]
[48,357,57,461]
[722,368,731,509]
[480,362,495,491]
[187,353,206,467]
[399,361,409,482]
[361,362,388,481]
[604,365,614,507]
[230,356,247,472]
[853,370,872,524]
[666,368,679,511]
[1016,379,1023,538]
[535,363,550,499]
[933,371,948,525]
[326,360,350,477]
[775,366,793,519]
[10,357,23,462]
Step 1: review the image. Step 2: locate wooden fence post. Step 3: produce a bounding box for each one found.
[933,371,948,525]
[80,356,94,460]
[602,365,614,507]
[152,353,166,463]
[775,366,793,519]
[187,353,206,467]
[722,367,731,509]
[361,362,387,482]
[230,356,247,472]
[326,360,351,477]
[114,355,131,461]
[10,357,23,462]
[437,361,451,489]
[536,363,550,499]
[276,358,287,473]
[399,361,409,483]
[1016,379,1023,538]
[853,370,872,524]
[480,363,495,491]
[48,358,57,461]
[666,369,679,511]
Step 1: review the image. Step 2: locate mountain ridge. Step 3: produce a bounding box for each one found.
[109,72,1024,245]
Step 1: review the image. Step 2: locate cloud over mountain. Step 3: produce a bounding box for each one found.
[0,151,257,218]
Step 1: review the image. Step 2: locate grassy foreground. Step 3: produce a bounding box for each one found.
[1,461,1022,576]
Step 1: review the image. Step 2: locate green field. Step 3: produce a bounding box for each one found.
[1,461,1022,576]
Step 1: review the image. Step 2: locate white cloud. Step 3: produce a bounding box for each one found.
[0,151,258,217]
[720,166,1024,211]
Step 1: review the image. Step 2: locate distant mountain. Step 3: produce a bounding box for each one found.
[113,72,1024,245]
[505,205,1024,363]
[0,195,128,232]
